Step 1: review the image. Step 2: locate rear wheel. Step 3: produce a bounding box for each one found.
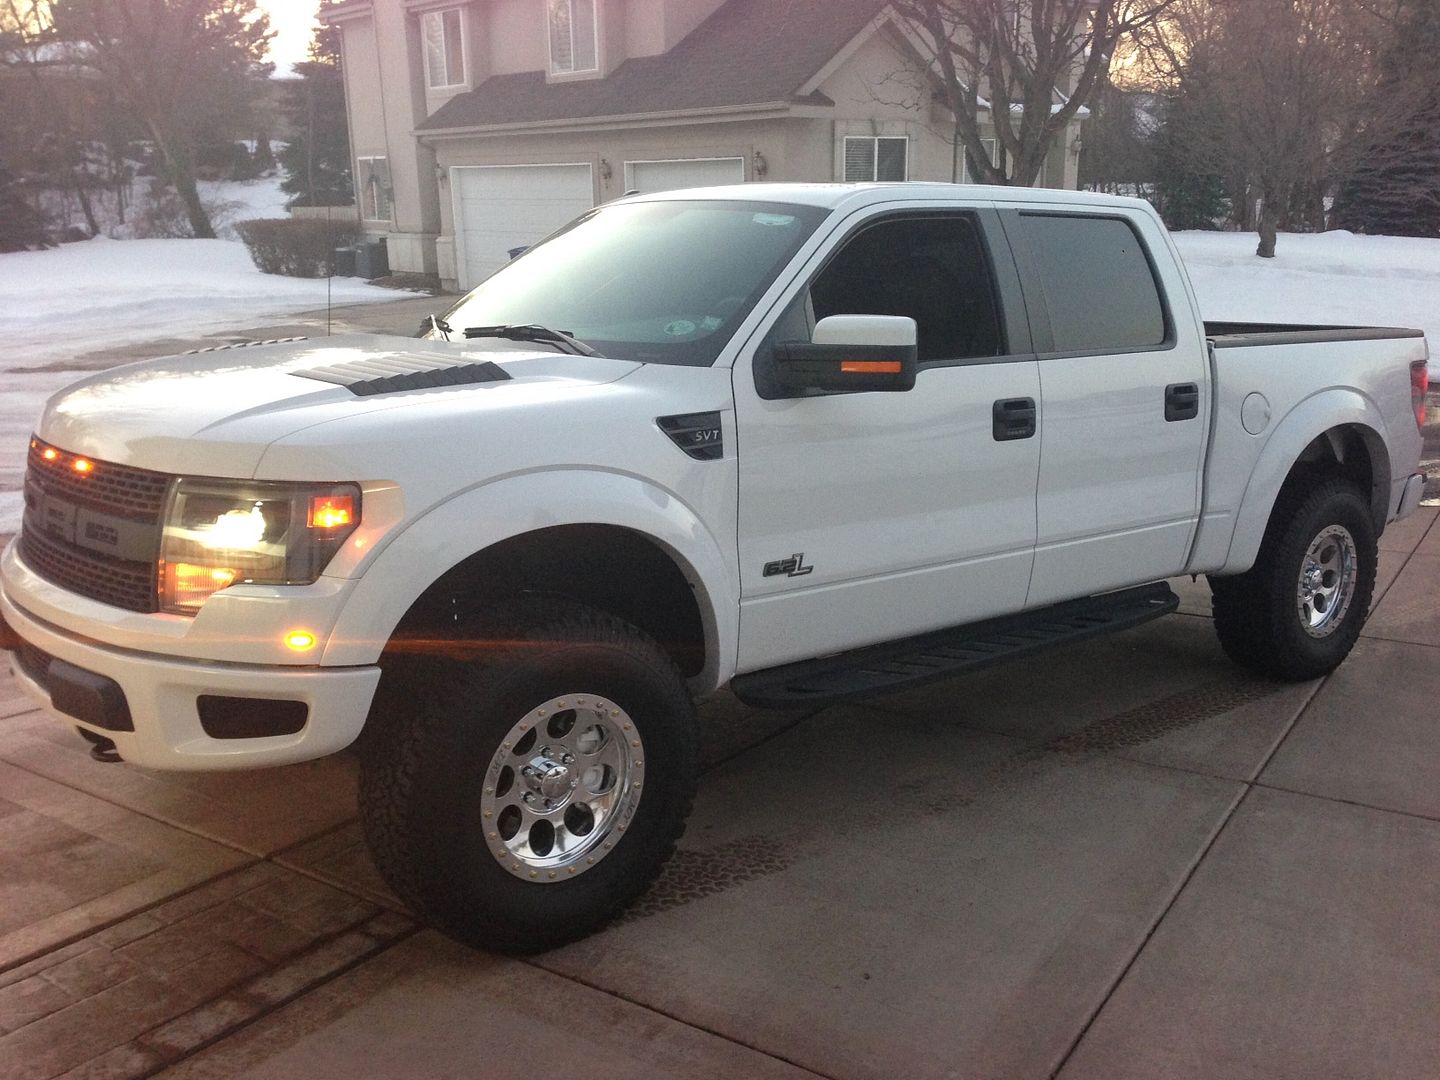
[1210,479,1377,681]
[358,600,696,953]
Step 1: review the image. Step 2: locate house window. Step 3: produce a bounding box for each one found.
[422,8,466,89]
[548,0,598,75]
[357,157,392,222]
[843,136,908,182]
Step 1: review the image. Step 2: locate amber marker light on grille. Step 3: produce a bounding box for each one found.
[72,458,94,473]
[308,494,355,529]
[841,361,902,374]
[42,447,59,462]
[285,630,317,652]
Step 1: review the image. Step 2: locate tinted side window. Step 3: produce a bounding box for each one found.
[1019,214,1166,353]
[810,216,1004,363]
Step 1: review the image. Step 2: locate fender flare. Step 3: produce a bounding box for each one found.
[1219,389,1391,576]
[321,469,737,690]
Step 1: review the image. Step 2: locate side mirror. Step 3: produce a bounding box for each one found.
[772,315,918,395]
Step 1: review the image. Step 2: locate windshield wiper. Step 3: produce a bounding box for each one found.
[462,324,601,357]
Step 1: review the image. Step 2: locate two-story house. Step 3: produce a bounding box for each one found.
[322,0,1084,291]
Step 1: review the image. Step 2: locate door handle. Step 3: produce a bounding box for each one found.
[1165,383,1200,422]
[993,397,1037,441]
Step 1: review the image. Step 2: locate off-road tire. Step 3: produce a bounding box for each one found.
[358,599,696,953]
[1209,479,1377,681]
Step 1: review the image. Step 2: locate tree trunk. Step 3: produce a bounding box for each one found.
[1256,202,1279,258]
[150,124,215,239]
[173,168,215,239]
[72,176,101,237]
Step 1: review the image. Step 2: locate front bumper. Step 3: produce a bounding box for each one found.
[1,579,380,772]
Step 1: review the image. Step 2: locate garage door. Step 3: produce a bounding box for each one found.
[624,157,746,195]
[452,163,594,288]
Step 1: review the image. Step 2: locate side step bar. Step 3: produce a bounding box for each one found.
[730,582,1178,709]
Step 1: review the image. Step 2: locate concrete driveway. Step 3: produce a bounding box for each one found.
[2,504,1438,1079]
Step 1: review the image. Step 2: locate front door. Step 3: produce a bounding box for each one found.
[733,209,1042,672]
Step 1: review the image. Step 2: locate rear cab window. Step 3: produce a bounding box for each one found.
[1015,213,1170,354]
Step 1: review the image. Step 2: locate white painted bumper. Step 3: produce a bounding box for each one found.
[1,578,379,772]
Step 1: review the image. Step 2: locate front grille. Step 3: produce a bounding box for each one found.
[19,438,168,612]
[25,440,170,521]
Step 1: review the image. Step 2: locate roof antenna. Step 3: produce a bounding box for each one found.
[326,203,333,337]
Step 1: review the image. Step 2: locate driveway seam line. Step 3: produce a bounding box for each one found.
[527,962,839,1080]
[1048,667,1329,1077]
[1249,780,1440,825]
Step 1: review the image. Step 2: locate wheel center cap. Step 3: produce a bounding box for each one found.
[524,756,576,801]
[1304,565,1324,592]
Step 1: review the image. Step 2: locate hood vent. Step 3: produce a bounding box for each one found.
[291,354,512,397]
[185,337,309,355]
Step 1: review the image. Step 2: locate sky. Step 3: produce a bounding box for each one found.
[256,0,319,74]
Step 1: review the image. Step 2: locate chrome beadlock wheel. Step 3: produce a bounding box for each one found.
[1296,524,1358,639]
[481,695,643,882]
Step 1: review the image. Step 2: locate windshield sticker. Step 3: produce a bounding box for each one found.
[752,213,797,227]
[700,316,723,331]
[664,320,698,337]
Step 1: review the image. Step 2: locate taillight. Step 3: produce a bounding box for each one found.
[1412,360,1429,431]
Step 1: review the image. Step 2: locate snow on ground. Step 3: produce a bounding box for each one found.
[1173,230,1440,377]
[0,236,398,369]
[206,175,294,232]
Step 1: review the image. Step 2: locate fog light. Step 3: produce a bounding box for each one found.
[284,630,317,652]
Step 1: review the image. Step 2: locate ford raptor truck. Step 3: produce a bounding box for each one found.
[1,184,1429,952]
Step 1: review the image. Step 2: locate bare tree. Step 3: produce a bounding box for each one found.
[1135,0,1420,256]
[886,0,1180,186]
[49,0,272,239]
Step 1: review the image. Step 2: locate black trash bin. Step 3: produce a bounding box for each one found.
[355,239,390,279]
[332,246,357,277]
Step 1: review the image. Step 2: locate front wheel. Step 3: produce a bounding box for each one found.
[1210,479,1377,681]
[358,600,697,953]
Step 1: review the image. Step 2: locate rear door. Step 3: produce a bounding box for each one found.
[1003,207,1209,607]
[732,206,1043,671]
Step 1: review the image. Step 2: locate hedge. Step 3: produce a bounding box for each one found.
[234,217,360,278]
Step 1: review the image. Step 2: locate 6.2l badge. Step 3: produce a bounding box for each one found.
[763,553,814,578]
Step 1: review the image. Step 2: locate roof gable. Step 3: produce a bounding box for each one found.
[418,0,889,133]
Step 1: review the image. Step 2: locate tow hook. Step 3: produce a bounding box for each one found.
[75,727,123,764]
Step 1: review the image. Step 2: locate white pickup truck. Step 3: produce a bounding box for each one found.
[2,184,1429,952]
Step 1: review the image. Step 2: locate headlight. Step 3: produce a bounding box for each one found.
[159,479,361,614]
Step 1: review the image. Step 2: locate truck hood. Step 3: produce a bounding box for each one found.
[35,335,642,477]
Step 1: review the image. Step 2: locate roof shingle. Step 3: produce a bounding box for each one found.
[418,0,889,132]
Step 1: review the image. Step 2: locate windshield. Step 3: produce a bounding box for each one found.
[440,200,830,367]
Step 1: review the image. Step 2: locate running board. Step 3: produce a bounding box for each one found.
[730,582,1178,709]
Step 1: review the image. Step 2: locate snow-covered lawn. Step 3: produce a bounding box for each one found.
[0,236,398,370]
[1174,230,1440,376]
